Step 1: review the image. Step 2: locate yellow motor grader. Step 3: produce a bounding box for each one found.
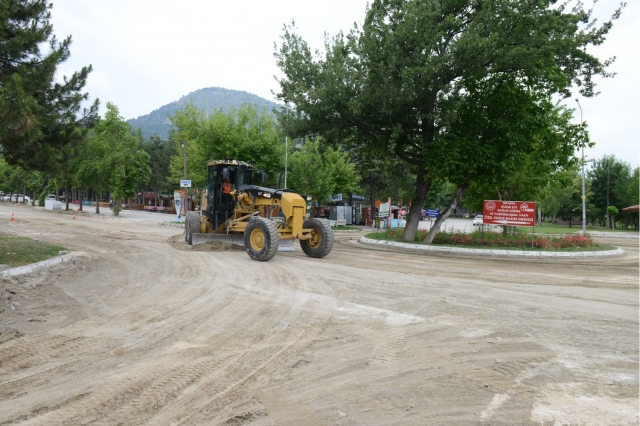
[185,159,334,261]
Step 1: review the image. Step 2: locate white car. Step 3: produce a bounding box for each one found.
[1,194,10,201]
[472,215,484,226]
[46,194,56,200]
[10,194,30,203]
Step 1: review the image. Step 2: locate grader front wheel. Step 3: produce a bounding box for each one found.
[244,217,279,261]
[185,211,200,245]
[300,218,334,258]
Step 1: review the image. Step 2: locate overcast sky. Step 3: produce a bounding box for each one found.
[50,0,638,168]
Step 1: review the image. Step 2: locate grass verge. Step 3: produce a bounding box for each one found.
[0,233,65,267]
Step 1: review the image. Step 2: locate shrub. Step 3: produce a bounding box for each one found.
[382,228,594,250]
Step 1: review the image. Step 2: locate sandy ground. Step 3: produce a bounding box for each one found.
[0,204,638,425]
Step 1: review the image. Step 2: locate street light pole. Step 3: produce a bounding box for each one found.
[181,140,188,216]
[575,99,586,236]
[284,105,289,189]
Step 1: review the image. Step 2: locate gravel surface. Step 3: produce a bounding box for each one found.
[0,203,638,425]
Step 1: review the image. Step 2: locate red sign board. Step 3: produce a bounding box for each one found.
[483,200,536,227]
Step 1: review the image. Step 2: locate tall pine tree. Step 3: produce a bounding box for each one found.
[0,0,99,171]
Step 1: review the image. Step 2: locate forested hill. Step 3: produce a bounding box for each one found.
[127,87,281,139]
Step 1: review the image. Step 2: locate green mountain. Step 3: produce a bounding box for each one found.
[127,87,281,139]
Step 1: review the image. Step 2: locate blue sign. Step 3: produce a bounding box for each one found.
[425,208,440,218]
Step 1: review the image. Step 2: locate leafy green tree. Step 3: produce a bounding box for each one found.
[0,0,99,171]
[275,0,621,242]
[0,158,43,203]
[168,103,284,187]
[588,155,632,228]
[629,168,639,206]
[462,101,585,234]
[537,168,580,224]
[78,103,150,216]
[287,138,359,203]
[142,134,176,206]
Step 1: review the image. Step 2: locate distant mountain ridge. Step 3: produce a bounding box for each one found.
[127,87,281,139]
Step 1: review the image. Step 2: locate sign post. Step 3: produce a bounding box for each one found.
[424,208,440,231]
[180,180,191,218]
[483,200,537,247]
[378,200,390,231]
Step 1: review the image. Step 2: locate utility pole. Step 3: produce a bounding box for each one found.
[607,167,610,228]
[181,140,188,216]
[284,104,289,189]
[575,99,587,236]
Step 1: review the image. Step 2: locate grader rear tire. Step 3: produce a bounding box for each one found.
[244,217,279,261]
[184,214,189,242]
[186,211,200,245]
[300,218,334,258]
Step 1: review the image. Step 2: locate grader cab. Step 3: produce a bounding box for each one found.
[185,159,334,262]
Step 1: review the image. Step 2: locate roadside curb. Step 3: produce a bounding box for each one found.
[0,252,73,278]
[584,232,639,239]
[358,237,625,258]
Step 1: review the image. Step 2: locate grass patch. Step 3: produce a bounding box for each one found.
[0,233,65,267]
[366,228,616,252]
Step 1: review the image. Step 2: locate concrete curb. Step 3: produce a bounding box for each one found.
[0,253,73,278]
[358,237,625,258]
[585,232,639,239]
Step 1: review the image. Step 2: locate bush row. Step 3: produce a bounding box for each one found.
[384,228,594,250]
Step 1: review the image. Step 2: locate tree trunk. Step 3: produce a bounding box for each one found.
[402,170,431,241]
[114,196,121,217]
[369,171,376,226]
[96,192,100,214]
[65,185,70,211]
[79,190,83,212]
[537,206,542,226]
[423,183,468,244]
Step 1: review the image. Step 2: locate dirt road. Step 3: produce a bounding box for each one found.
[1,204,638,425]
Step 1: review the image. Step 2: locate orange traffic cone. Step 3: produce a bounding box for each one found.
[10,212,15,221]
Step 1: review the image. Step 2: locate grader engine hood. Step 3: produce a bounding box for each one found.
[280,192,306,237]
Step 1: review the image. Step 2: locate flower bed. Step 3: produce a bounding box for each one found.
[383,228,595,250]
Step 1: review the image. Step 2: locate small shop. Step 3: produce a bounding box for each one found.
[327,193,369,225]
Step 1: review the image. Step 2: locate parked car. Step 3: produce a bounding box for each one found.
[1,194,10,201]
[472,215,484,226]
[0,191,4,197]
[46,194,56,200]
[10,194,30,203]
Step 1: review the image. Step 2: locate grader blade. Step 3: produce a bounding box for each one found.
[191,233,296,252]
